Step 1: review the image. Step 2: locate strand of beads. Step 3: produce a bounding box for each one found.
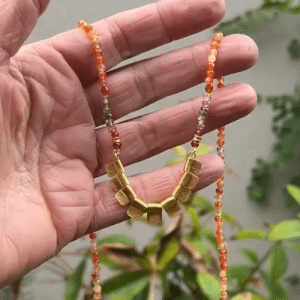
[78,20,120,300]
[78,20,121,158]
[191,32,223,150]
[190,32,228,300]
[215,78,228,300]
[89,233,101,300]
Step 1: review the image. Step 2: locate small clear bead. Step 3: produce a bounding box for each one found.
[103,96,109,105]
[208,55,216,63]
[217,147,224,153]
[210,49,218,56]
[204,93,212,101]
[198,115,206,124]
[215,195,222,201]
[98,64,106,73]
[200,107,209,115]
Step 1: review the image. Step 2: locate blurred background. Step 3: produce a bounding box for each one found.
[1,0,300,299]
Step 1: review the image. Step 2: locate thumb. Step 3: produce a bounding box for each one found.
[0,0,49,64]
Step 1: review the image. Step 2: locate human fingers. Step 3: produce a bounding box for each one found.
[50,0,225,86]
[0,0,49,65]
[90,154,223,230]
[93,82,256,178]
[86,34,258,126]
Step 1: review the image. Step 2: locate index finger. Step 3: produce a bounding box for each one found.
[49,0,225,86]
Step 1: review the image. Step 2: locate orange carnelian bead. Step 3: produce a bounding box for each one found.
[216,188,223,195]
[211,41,220,49]
[205,85,213,93]
[219,127,225,132]
[207,70,215,78]
[111,131,119,138]
[217,139,225,147]
[217,179,224,188]
[98,72,107,81]
[101,85,109,96]
[207,63,215,71]
[220,262,228,270]
[218,132,225,139]
[217,82,224,89]
[95,56,104,65]
[191,140,199,148]
[215,216,222,222]
[205,77,213,85]
[113,142,121,150]
[215,201,222,209]
[89,233,96,240]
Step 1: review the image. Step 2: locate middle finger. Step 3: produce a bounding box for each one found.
[86,34,258,126]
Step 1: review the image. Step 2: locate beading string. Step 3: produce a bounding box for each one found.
[78,20,227,300]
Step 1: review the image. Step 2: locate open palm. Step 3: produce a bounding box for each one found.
[0,0,258,287]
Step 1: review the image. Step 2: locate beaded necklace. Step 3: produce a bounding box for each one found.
[78,20,228,300]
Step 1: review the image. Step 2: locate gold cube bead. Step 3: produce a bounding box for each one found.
[115,186,136,206]
[161,196,182,218]
[109,173,130,192]
[127,198,147,220]
[172,185,192,203]
[184,158,202,176]
[147,204,163,226]
[179,172,199,189]
[105,160,125,177]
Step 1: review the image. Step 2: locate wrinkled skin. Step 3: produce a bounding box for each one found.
[0,0,258,287]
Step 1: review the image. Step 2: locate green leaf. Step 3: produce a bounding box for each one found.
[173,146,187,156]
[222,211,238,227]
[132,283,150,300]
[157,237,179,271]
[233,229,267,240]
[197,272,220,300]
[192,195,214,215]
[284,240,300,253]
[240,248,259,264]
[227,265,253,282]
[262,1,290,10]
[269,244,288,280]
[64,258,87,300]
[166,157,185,166]
[187,206,201,234]
[286,184,300,205]
[289,5,300,13]
[214,8,278,36]
[288,39,300,60]
[268,220,300,240]
[102,271,151,300]
[97,234,135,247]
[231,293,267,300]
[195,144,215,156]
[260,271,289,300]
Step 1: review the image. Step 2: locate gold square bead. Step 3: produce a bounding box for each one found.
[109,173,130,192]
[161,196,182,218]
[179,172,199,189]
[184,158,202,176]
[115,186,136,206]
[105,160,125,177]
[127,198,147,220]
[172,185,192,203]
[147,204,163,226]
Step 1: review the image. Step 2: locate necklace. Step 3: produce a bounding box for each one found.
[78,20,227,300]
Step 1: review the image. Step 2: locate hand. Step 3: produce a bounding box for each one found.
[0,0,258,287]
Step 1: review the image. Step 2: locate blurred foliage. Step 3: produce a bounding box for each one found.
[9,146,296,300]
[216,0,300,208]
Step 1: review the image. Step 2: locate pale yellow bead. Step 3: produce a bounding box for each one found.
[208,55,216,63]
